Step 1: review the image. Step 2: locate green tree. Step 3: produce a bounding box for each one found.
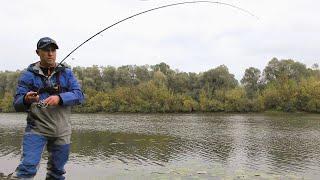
[263,58,309,83]
[241,67,261,98]
[115,66,134,87]
[168,72,189,93]
[134,65,151,82]
[297,77,320,112]
[0,72,7,98]
[200,65,238,96]
[199,89,224,112]
[224,87,250,112]
[0,92,14,112]
[262,79,298,112]
[101,66,117,90]
[151,62,173,76]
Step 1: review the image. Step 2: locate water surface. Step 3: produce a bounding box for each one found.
[0,113,320,179]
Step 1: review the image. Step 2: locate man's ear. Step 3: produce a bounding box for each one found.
[36,50,39,56]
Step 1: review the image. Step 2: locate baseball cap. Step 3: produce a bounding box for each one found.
[37,37,59,50]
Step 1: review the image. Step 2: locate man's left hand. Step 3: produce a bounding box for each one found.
[43,95,60,106]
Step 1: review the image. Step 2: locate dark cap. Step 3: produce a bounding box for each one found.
[37,37,59,50]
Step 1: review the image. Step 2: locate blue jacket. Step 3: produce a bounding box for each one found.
[13,62,84,137]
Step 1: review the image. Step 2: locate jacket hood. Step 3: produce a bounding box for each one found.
[27,61,67,76]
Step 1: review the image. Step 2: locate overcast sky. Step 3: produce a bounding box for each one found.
[0,0,319,79]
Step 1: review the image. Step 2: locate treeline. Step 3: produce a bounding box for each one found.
[0,58,319,113]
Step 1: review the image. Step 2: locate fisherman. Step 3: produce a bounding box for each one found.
[11,37,84,179]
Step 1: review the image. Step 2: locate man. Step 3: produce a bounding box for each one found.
[11,37,84,179]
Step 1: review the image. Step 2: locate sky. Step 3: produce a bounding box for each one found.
[0,0,319,80]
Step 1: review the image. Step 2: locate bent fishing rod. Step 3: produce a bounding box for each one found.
[35,1,258,108]
[56,1,258,67]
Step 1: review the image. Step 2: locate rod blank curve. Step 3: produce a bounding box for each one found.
[58,1,258,66]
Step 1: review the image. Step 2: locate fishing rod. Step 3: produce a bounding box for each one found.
[35,1,258,108]
[57,1,258,67]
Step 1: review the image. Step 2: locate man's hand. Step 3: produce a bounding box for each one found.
[24,91,39,104]
[43,95,60,106]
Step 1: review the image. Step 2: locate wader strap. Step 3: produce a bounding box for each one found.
[56,71,61,93]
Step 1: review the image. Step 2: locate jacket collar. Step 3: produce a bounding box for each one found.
[27,61,66,77]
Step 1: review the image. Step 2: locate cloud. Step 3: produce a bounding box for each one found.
[0,0,319,80]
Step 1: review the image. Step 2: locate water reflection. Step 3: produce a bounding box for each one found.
[71,130,173,166]
[0,131,23,157]
[263,115,320,174]
[0,113,320,178]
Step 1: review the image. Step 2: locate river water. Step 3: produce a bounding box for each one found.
[0,113,320,179]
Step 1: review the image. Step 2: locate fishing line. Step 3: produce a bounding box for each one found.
[57,1,258,67]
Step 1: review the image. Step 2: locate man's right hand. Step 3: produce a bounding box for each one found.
[24,91,39,104]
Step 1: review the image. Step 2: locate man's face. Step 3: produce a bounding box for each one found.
[37,45,57,67]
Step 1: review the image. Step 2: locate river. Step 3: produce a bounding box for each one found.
[0,113,320,179]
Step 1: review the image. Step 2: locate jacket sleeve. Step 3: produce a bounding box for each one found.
[13,71,32,112]
[59,69,84,106]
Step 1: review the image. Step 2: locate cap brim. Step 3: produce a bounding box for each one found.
[38,43,59,49]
